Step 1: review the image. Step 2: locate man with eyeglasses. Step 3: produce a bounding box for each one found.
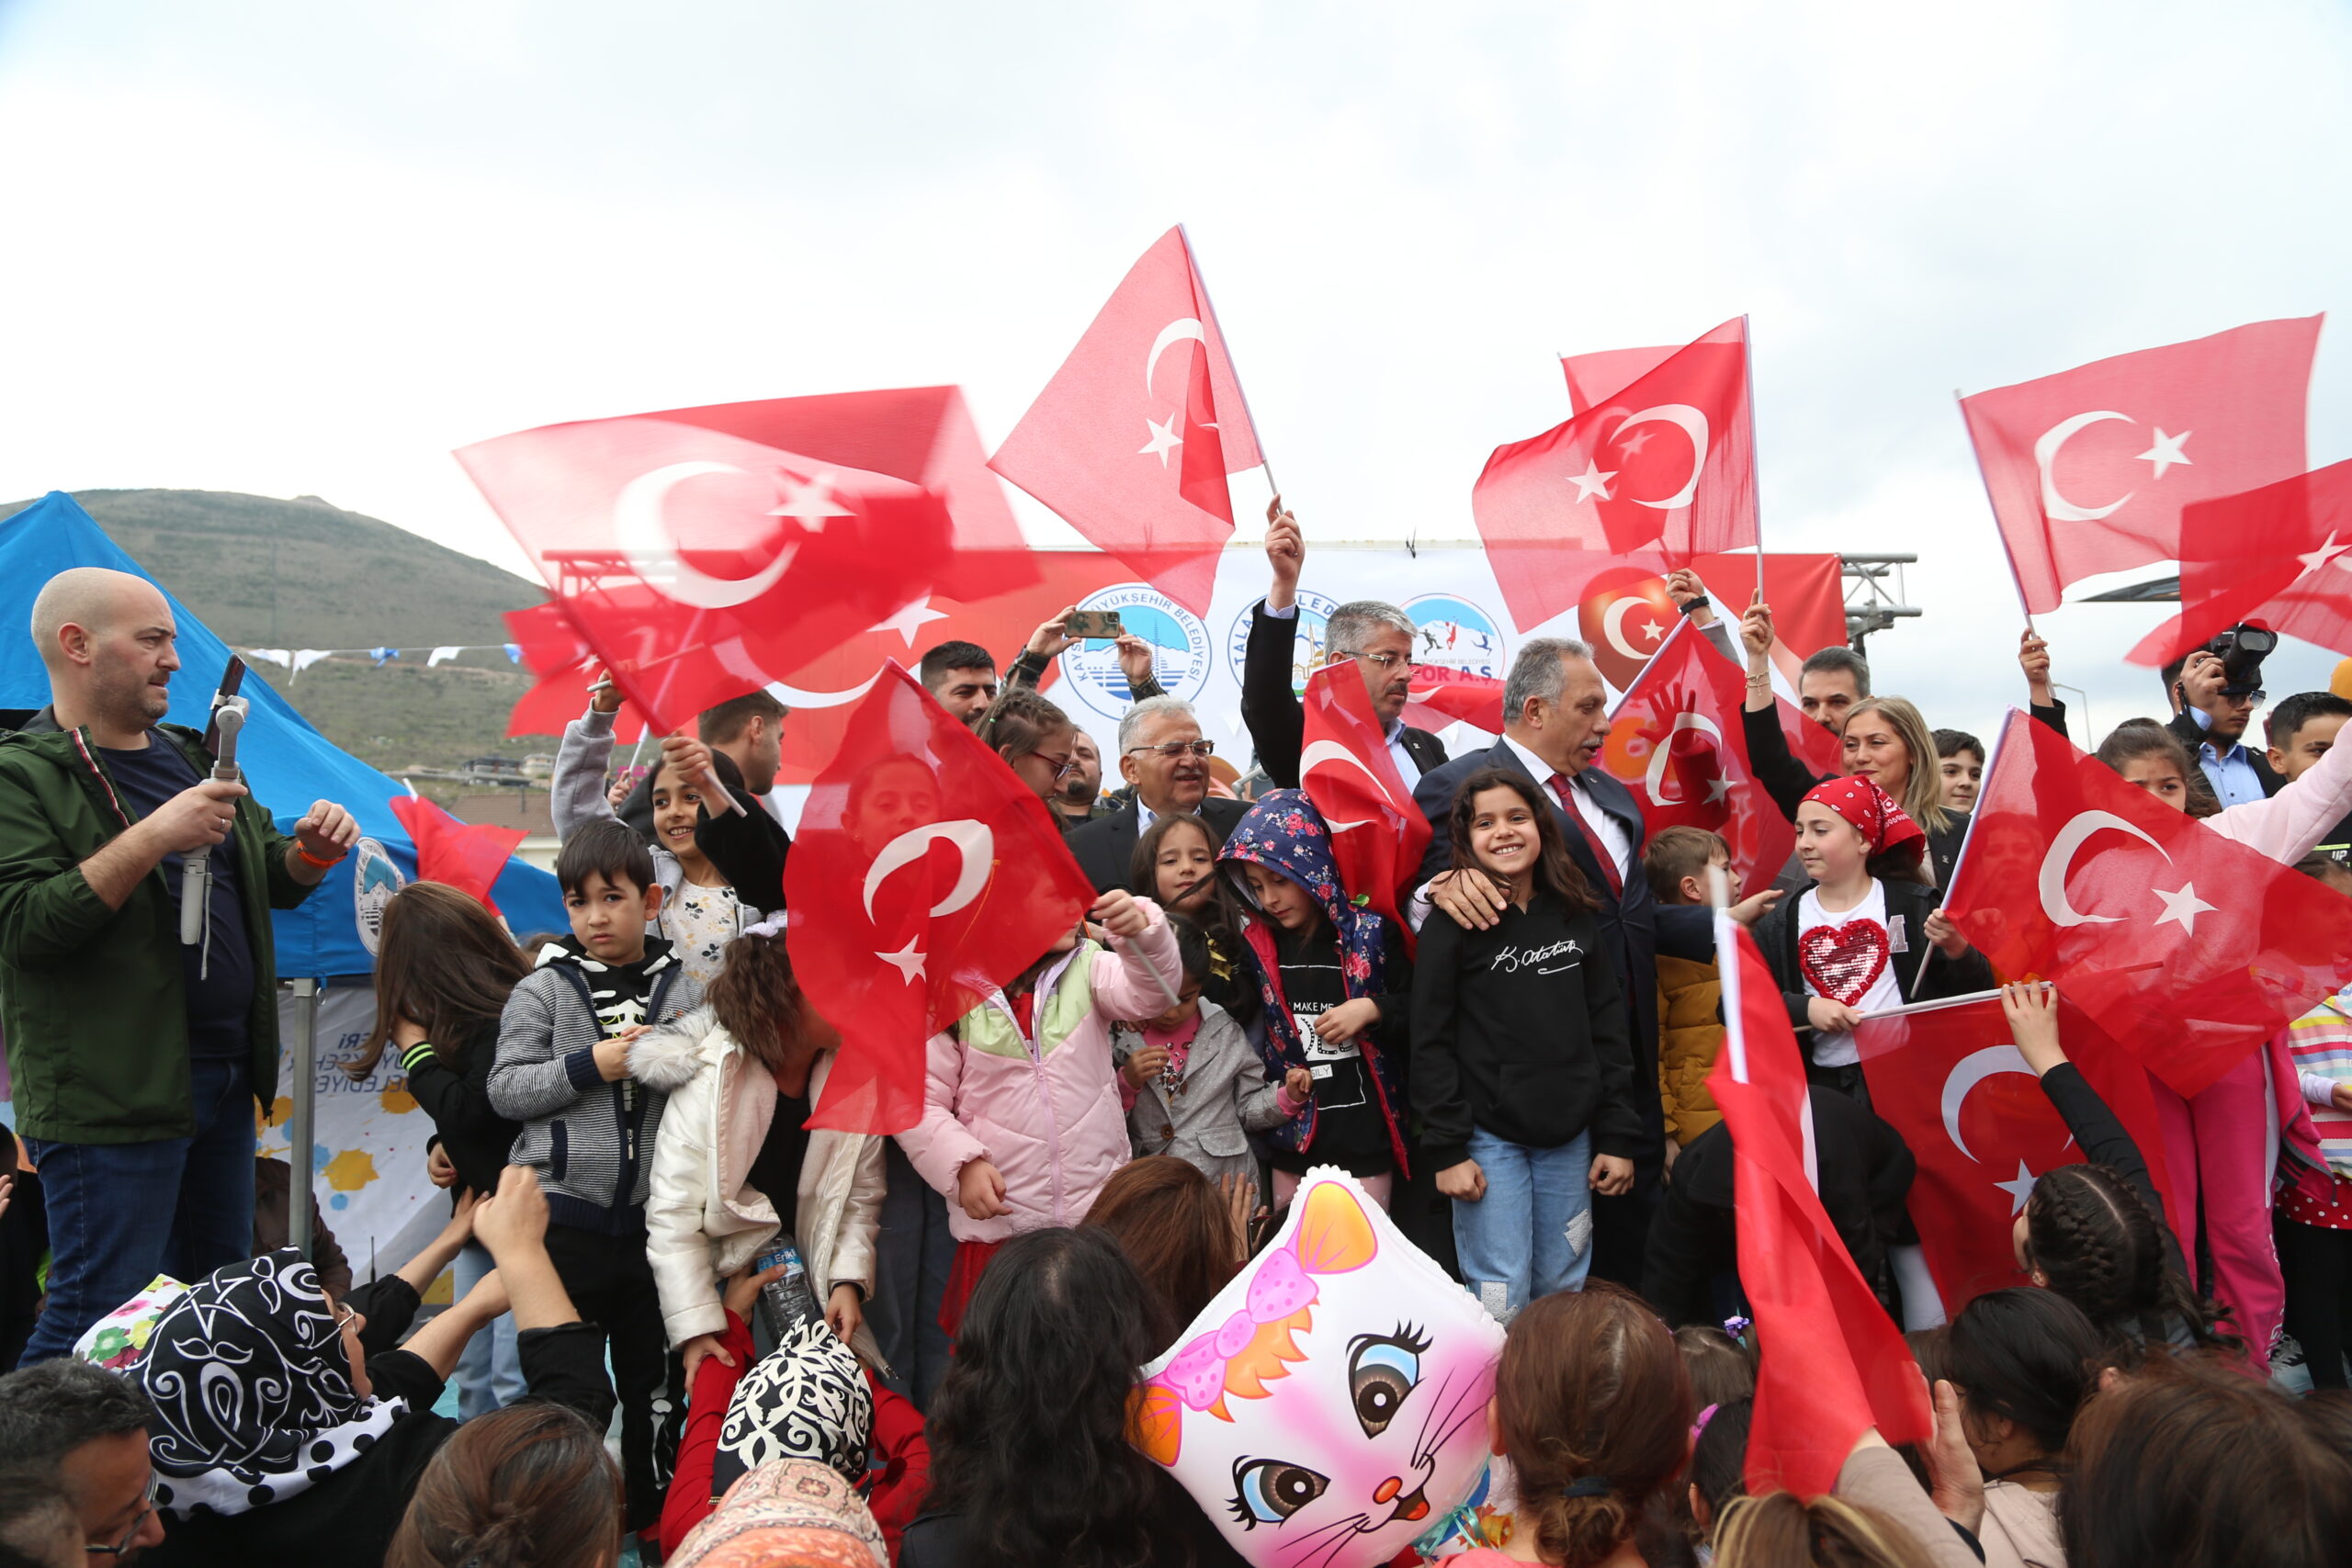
[1241,497,1451,791]
[1064,696,1250,894]
[0,1359,165,1560]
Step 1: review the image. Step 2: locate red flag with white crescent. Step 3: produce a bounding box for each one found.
[783,663,1095,1134]
[2128,458,2352,668]
[1960,316,2320,615]
[1301,660,1432,943]
[1712,915,1932,1498]
[1474,318,1755,632]
[989,226,1264,616]
[1941,708,2352,1098]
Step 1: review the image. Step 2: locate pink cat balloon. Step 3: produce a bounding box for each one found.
[1133,1168,1507,1568]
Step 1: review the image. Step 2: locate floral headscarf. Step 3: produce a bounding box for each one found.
[1801,776,1926,866]
[137,1248,405,1518]
[73,1275,187,1371]
[670,1460,886,1568]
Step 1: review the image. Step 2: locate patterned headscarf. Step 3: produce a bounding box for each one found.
[1801,776,1926,866]
[710,1321,874,1496]
[137,1248,406,1518]
[670,1460,886,1568]
[73,1275,187,1371]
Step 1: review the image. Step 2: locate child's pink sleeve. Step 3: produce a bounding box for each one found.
[895,1029,988,1199]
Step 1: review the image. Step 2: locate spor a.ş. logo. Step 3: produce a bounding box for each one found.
[1058,584,1213,719]
[1227,590,1337,698]
[350,838,405,957]
[1402,593,1504,680]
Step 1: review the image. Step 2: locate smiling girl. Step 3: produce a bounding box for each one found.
[1412,769,1639,1321]
[1130,813,1260,1027]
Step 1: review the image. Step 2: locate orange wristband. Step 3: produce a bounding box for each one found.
[297,844,346,870]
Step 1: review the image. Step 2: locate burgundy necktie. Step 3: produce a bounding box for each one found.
[1550,771,1623,898]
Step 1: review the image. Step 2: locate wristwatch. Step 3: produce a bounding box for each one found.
[1679,594,1712,618]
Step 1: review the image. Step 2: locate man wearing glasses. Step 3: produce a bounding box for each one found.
[1242,497,1450,790]
[1064,696,1249,894]
[0,1359,165,1560]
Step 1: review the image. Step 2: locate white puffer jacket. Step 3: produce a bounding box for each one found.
[632,1007,886,1363]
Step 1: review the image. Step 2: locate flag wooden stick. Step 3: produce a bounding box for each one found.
[1178,222,1277,500]
[1906,708,2015,999]
[1956,389,2039,635]
[1744,314,1765,606]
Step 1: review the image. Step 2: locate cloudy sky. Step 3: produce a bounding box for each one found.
[0,0,2346,747]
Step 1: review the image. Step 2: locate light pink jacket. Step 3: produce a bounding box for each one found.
[896,901,1180,1245]
[2204,720,2352,857]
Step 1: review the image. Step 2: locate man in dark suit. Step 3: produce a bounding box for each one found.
[1409,636,1664,1288]
[1066,695,1250,894]
[1242,498,1448,790]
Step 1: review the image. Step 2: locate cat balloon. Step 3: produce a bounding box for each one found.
[1133,1168,1507,1568]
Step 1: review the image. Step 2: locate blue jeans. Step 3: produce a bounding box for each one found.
[18,1057,255,1365]
[1451,1125,1595,1324]
[452,1238,526,1419]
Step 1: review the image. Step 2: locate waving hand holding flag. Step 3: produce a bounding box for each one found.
[783,664,1096,1134]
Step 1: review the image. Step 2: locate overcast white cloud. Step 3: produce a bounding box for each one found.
[0,0,2346,747]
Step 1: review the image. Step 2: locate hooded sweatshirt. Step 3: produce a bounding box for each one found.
[1217,791,1413,1176]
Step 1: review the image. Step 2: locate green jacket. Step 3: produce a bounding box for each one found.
[0,713,314,1144]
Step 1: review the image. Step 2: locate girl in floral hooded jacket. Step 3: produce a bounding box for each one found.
[1217,790,1414,1210]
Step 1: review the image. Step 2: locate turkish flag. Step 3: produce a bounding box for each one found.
[2128,458,2352,668]
[1474,318,1755,632]
[458,412,957,734]
[502,601,650,743]
[1711,915,1932,1498]
[763,549,1138,786]
[1578,554,1848,694]
[1402,668,1506,735]
[1942,709,2352,1098]
[1596,622,1840,899]
[388,794,527,915]
[1561,344,1679,413]
[989,226,1264,616]
[1856,995,2178,1313]
[782,663,1096,1134]
[630,384,1035,599]
[1301,661,1431,943]
[1960,316,2321,615]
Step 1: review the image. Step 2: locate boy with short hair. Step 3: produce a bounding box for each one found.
[487,818,700,1535]
[1641,827,1782,1148]
[2267,691,2352,857]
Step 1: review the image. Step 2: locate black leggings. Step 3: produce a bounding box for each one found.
[2278,1216,2352,1390]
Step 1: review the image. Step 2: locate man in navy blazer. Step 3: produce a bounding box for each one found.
[1410,636,1663,1288]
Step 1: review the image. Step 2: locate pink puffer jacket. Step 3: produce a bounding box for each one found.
[897,900,1180,1244]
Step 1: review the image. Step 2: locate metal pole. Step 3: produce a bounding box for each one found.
[288,977,321,1258]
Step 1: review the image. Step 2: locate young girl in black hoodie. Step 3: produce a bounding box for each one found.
[1412,768,1639,1323]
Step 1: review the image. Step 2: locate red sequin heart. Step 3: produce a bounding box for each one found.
[1799,919,1890,1007]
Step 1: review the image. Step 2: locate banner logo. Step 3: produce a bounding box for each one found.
[351,837,405,956]
[1227,590,1337,697]
[1403,593,1505,680]
[1059,584,1213,719]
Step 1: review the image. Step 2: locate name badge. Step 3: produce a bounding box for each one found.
[1310,1063,1335,1080]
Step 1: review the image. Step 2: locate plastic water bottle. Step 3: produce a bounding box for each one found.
[752,1235,821,1339]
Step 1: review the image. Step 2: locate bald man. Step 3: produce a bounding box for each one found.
[0,568,357,1365]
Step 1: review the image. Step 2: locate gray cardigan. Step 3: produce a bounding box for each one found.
[486,943,702,1234]
[1111,998,1291,1188]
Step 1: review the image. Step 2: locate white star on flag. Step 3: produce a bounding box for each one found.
[1640,619,1665,644]
[869,596,951,648]
[2134,428,2193,480]
[1138,414,1183,466]
[770,472,854,531]
[1705,774,1731,804]
[1617,426,1655,458]
[2151,881,2218,934]
[1995,1159,2038,1216]
[2294,531,2350,581]
[876,938,927,985]
[1567,461,1617,502]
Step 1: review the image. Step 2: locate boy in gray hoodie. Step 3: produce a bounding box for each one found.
[488,818,701,1535]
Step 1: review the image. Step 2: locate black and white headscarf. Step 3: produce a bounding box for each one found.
[710,1321,873,1495]
[138,1248,406,1518]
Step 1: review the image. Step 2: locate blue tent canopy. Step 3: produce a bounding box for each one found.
[0,491,565,975]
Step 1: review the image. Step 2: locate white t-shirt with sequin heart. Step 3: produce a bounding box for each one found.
[1796,882,1901,1067]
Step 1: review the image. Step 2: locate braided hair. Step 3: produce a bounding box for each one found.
[2022,1163,2239,1362]
[977,686,1073,768]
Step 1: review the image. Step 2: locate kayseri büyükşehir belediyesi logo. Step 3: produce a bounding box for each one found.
[1057,584,1214,719]
[1403,593,1506,680]
[1227,589,1336,698]
[351,837,405,956]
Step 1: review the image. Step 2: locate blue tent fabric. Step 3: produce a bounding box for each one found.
[0,491,565,976]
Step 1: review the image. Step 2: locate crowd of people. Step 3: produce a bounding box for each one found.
[0,503,2349,1567]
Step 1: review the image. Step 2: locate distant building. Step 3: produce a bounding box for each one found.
[521,752,555,780]
[453,791,560,874]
